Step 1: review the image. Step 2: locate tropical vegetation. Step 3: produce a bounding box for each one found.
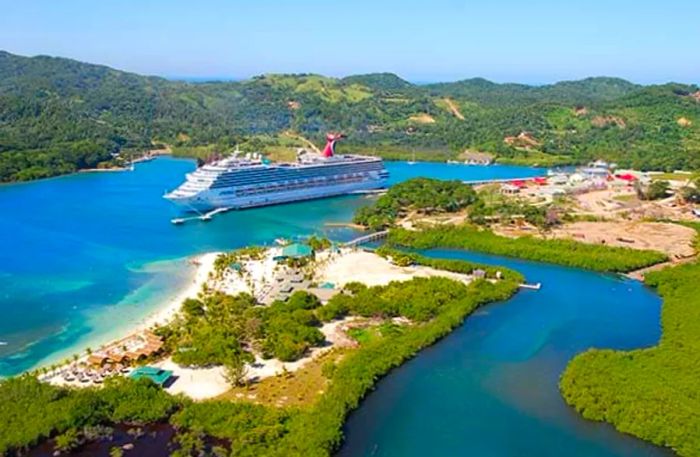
[2,50,700,182]
[560,260,700,456]
[386,225,668,273]
[353,177,478,229]
[0,255,519,456]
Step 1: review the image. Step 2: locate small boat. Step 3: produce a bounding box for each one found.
[171,218,185,225]
[446,160,460,164]
[274,238,289,246]
[0,341,7,346]
[407,152,417,165]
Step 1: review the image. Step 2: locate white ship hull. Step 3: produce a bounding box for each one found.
[167,177,388,212]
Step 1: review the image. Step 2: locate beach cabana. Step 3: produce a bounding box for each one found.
[129,366,173,386]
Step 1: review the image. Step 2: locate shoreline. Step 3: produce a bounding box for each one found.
[134,252,220,331]
[37,252,219,380]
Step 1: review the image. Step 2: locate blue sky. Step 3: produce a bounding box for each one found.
[1,0,698,84]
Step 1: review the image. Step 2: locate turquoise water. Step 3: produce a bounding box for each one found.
[0,158,670,455]
[0,158,543,376]
[338,250,669,456]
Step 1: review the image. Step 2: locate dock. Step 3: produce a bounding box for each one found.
[343,230,389,247]
[349,189,388,195]
[171,207,232,225]
[519,282,542,290]
[462,177,545,186]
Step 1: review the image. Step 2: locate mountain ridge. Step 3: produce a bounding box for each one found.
[0,50,698,182]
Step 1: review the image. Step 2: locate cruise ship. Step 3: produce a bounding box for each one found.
[164,134,389,211]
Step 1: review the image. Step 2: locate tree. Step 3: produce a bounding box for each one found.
[638,180,670,200]
[171,429,205,457]
[54,428,80,453]
[680,184,700,203]
[222,355,249,387]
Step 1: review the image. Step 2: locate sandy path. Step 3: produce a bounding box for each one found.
[443,97,465,120]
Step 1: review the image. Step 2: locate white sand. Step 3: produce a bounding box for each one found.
[155,357,230,400]
[44,252,219,386]
[244,318,356,382]
[140,252,220,330]
[156,318,356,400]
[46,249,474,400]
[214,248,282,300]
[316,249,473,288]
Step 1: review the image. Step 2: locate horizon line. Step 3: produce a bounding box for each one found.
[3,49,698,87]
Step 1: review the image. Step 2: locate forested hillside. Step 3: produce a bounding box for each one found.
[1,50,699,182]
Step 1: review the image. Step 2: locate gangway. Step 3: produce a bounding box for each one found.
[171,206,232,225]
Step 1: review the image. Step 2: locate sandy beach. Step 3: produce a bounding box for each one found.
[48,248,475,399]
[45,252,219,387]
[316,249,474,287]
[139,252,220,330]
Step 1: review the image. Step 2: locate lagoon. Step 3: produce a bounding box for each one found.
[338,250,668,456]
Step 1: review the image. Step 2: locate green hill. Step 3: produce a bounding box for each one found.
[0,50,699,182]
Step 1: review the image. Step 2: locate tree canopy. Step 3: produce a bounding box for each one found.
[2,50,699,182]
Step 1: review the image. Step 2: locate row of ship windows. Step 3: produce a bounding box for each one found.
[214,165,384,181]
[210,171,379,189]
[219,175,373,196]
[235,162,382,174]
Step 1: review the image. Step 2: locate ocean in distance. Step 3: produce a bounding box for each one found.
[0,157,543,376]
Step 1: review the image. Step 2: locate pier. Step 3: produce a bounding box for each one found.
[171,207,231,225]
[462,177,543,186]
[344,230,389,247]
[519,282,542,290]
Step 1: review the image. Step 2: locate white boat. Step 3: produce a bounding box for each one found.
[407,152,417,165]
[164,134,389,212]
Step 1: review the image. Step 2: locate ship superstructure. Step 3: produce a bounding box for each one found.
[165,134,389,211]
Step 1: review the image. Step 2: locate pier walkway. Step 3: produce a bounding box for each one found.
[344,230,389,247]
[171,207,231,225]
[462,177,542,186]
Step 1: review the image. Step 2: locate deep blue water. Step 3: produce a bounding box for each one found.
[337,250,668,457]
[0,158,543,376]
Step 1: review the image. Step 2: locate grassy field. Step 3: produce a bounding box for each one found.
[217,349,347,408]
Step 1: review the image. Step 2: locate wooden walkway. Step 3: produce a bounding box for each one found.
[344,230,389,247]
